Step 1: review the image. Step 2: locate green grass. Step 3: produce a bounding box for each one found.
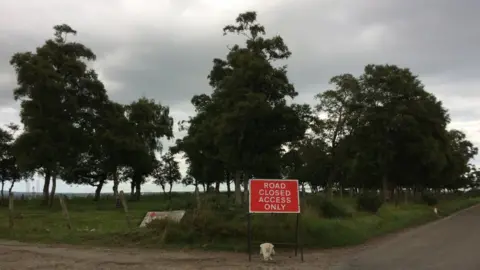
[0,192,478,251]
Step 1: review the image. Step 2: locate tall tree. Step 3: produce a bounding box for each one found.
[61,101,136,200]
[124,97,174,200]
[180,11,309,205]
[314,74,361,196]
[173,105,224,193]
[347,64,452,200]
[10,24,109,205]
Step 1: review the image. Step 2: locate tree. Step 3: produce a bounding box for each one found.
[124,97,174,200]
[314,74,361,196]
[153,152,181,199]
[344,64,453,200]
[0,125,15,201]
[173,109,225,193]
[60,100,138,200]
[0,124,31,202]
[281,135,330,192]
[179,11,309,205]
[10,24,109,205]
[152,159,167,194]
[442,130,478,190]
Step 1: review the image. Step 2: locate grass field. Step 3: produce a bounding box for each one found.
[0,192,478,251]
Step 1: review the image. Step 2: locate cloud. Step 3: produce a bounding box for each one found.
[1,0,480,192]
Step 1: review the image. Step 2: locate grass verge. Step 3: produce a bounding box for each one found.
[0,193,478,251]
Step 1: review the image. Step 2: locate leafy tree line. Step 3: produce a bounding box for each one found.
[1,12,478,207]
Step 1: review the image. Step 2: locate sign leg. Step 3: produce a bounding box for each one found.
[295,213,299,256]
[300,240,304,262]
[299,213,304,262]
[247,213,252,262]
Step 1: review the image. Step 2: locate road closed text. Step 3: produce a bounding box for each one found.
[258,184,292,205]
[249,180,300,213]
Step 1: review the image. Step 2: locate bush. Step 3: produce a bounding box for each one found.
[421,193,438,206]
[320,199,351,218]
[357,192,383,214]
[304,195,351,218]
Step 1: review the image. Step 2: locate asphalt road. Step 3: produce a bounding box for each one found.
[330,204,480,270]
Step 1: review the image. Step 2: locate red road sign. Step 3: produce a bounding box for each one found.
[249,179,300,213]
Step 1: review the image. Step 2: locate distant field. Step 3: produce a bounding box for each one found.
[0,192,478,251]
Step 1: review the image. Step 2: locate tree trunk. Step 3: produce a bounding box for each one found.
[326,173,335,199]
[381,175,389,202]
[49,171,57,207]
[201,183,206,192]
[394,187,400,206]
[135,180,141,201]
[8,181,15,195]
[1,181,4,203]
[226,180,231,197]
[160,184,166,194]
[234,170,242,206]
[130,181,135,197]
[243,175,249,204]
[215,181,220,193]
[390,186,395,204]
[42,169,51,205]
[194,185,201,209]
[112,169,119,198]
[168,182,173,200]
[413,185,422,201]
[94,177,105,201]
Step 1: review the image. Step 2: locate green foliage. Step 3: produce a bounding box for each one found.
[152,151,182,196]
[0,124,26,199]
[421,193,439,206]
[357,192,383,214]
[305,195,352,218]
[177,11,310,204]
[319,199,352,218]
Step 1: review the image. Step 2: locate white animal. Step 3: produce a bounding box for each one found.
[259,242,275,261]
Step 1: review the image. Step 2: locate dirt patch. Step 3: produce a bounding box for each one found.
[0,241,344,270]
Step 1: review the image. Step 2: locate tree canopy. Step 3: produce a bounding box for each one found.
[4,12,478,206]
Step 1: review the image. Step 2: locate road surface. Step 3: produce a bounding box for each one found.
[330,204,480,270]
[0,240,341,270]
[0,204,478,269]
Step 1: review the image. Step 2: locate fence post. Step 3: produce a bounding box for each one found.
[58,195,72,230]
[8,193,14,230]
[119,191,131,229]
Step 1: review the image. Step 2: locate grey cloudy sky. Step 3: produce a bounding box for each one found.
[0,0,479,193]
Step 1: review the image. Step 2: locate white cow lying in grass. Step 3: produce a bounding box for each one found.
[260,243,275,261]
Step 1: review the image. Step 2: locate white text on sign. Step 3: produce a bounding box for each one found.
[257,182,292,211]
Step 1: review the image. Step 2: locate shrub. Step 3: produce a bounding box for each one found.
[304,195,351,218]
[320,199,352,218]
[421,193,438,206]
[357,192,383,214]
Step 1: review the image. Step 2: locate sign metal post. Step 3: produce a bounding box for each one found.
[247,179,303,262]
